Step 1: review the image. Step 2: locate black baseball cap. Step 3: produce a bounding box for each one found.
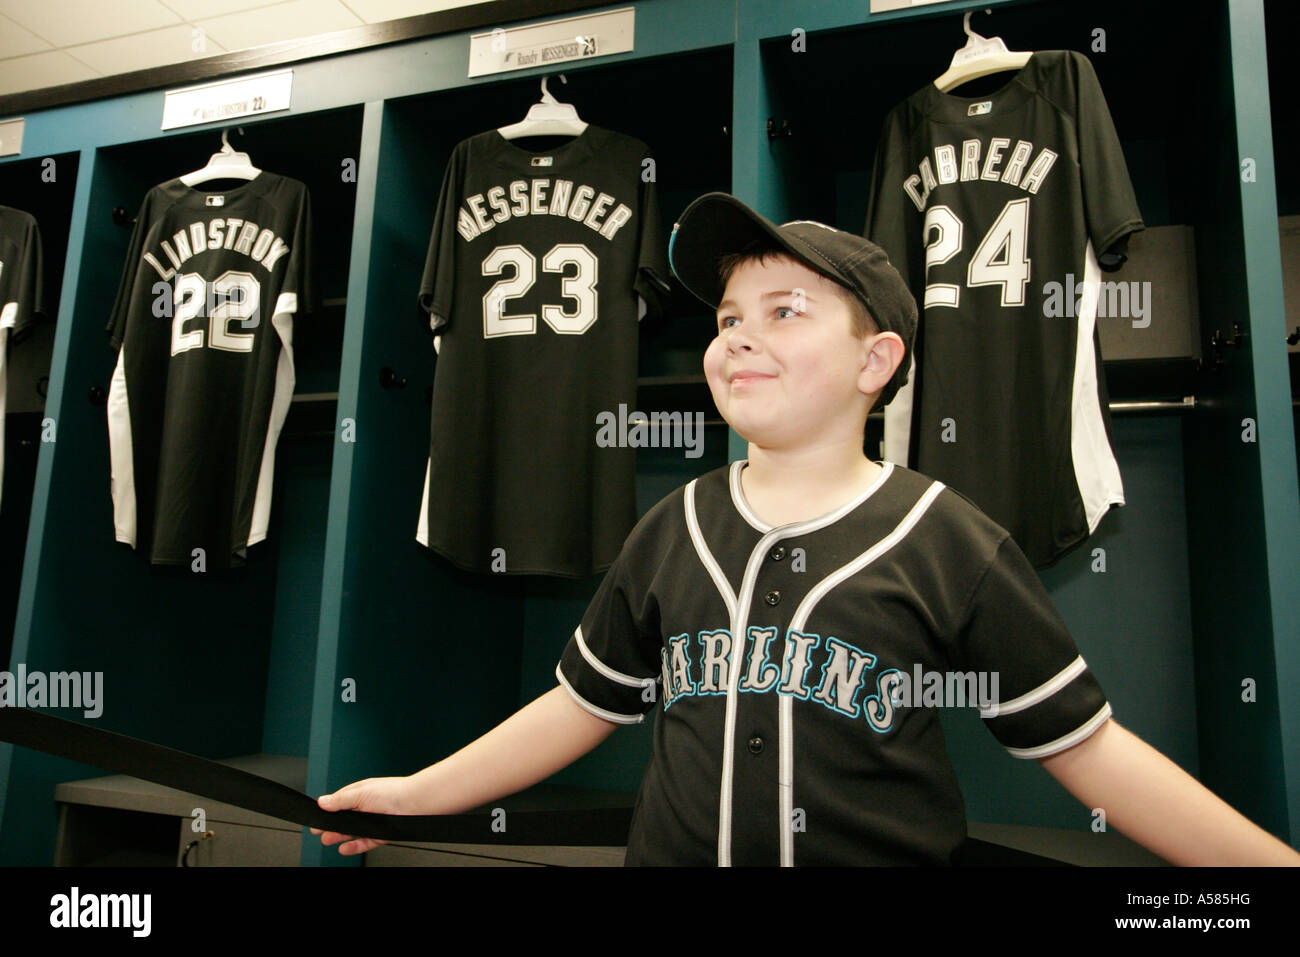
[668,192,917,407]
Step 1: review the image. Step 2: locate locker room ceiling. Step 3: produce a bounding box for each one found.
[0,0,492,97]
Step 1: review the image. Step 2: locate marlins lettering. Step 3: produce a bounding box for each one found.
[903,136,1059,212]
[660,627,904,732]
[142,218,290,281]
[456,178,633,242]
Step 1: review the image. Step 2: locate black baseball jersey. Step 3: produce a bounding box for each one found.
[0,205,45,512]
[106,172,313,568]
[417,125,672,578]
[865,51,1144,568]
[556,459,1111,865]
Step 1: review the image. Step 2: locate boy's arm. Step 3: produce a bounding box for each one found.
[404,684,620,814]
[1037,718,1300,865]
[315,685,620,854]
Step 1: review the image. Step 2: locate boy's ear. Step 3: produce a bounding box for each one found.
[859,332,905,398]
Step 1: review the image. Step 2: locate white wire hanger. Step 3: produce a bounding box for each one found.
[933,9,1032,92]
[497,74,587,139]
[179,127,261,186]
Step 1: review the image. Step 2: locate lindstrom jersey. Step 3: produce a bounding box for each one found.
[417,125,672,578]
[106,173,313,569]
[865,51,1144,568]
[0,206,45,512]
[556,460,1111,865]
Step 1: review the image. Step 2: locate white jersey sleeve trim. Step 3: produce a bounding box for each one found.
[106,347,137,547]
[1072,242,1126,532]
[686,478,738,619]
[1004,703,1113,759]
[247,293,298,546]
[979,655,1088,719]
[554,664,645,725]
[573,625,657,689]
[0,301,16,329]
[881,354,917,466]
[415,456,431,545]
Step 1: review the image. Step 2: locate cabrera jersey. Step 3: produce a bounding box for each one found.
[0,206,45,512]
[556,460,1111,866]
[106,172,313,569]
[417,125,672,578]
[865,51,1144,568]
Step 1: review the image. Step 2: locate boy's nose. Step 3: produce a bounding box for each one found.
[726,325,760,351]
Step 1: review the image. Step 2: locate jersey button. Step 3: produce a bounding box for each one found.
[764,590,781,606]
[769,545,786,561]
[748,736,764,754]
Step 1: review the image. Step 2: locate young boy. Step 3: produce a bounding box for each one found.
[315,193,1300,867]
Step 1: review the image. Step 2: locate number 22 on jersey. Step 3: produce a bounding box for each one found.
[169,270,261,356]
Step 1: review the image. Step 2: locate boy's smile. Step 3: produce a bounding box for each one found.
[703,255,876,450]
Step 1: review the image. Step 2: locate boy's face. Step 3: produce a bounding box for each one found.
[704,255,881,451]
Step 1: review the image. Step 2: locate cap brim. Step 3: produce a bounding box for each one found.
[669,193,850,311]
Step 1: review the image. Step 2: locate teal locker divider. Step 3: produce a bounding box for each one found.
[1180,0,1288,839]
[1206,0,1298,837]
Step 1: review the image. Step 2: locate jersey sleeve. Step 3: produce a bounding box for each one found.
[863,106,915,290]
[950,533,1112,759]
[1069,51,1144,269]
[417,141,465,337]
[277,184,315,320]
[633,149,673,323]
[1,211,45,345]
[107,190,156,352]
[555,523,666,725]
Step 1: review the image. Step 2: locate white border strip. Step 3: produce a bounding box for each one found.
[685,479,737,619]
[573,625,657,689]
[1004,704,1113,759]
[979,656,1088,719]
[554,664,645,725]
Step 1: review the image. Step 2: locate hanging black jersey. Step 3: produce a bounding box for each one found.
[556,460,1112,865]
[0,205,45,513]
[417,125,672,578]
[106,172,313,569]
[865,51,1144,568]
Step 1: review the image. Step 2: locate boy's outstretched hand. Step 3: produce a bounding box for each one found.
[312,776,419,856]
